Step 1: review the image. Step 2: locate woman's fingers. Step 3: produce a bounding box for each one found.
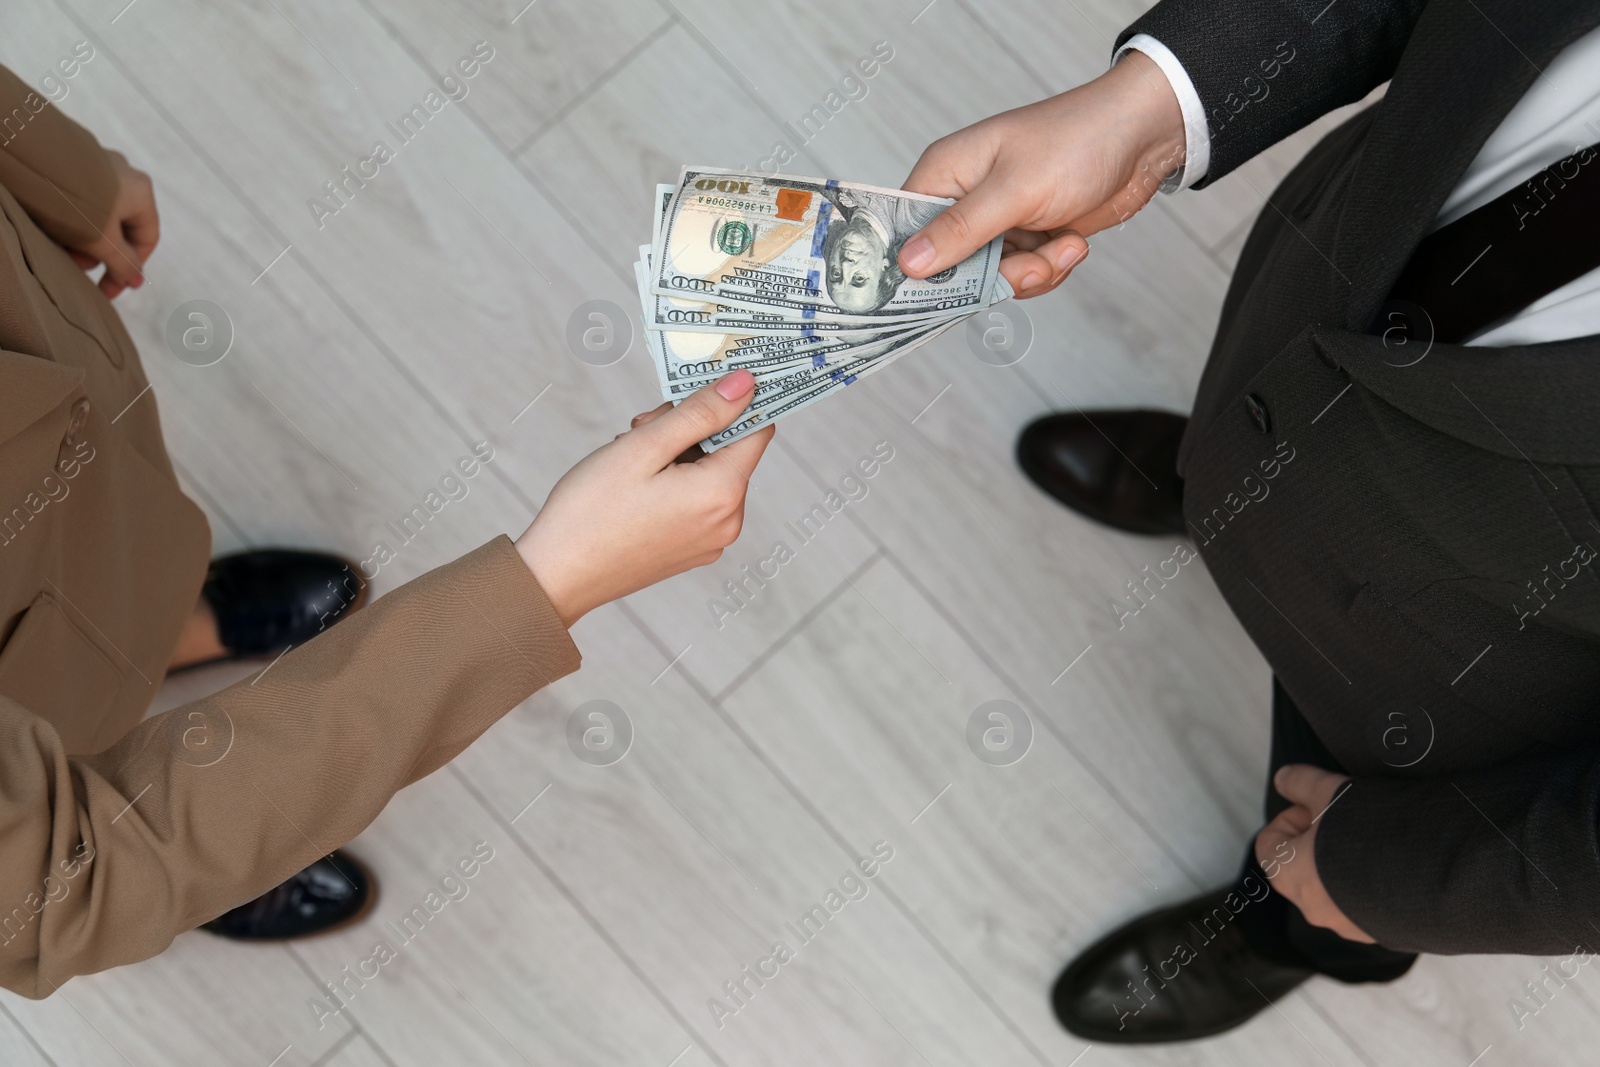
[630,402,671,429]
[124,190,160,263]
[698,423,774,484]
[628,369,757,468]
[89,230,144,297]
[512,370,774,627]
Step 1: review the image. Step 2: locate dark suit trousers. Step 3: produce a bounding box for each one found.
[1232,680,1418,982]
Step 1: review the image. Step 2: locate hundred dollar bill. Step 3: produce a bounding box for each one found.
[647,267,1013,338]
[700,316,962,451]
[644,294,943,395]
[649,325,921,394]
[651,167,1003,325]
[634,255,924,384]
[642,191,948,336]
[695,356,881,412]
[701,322,958,451]
[643,276,948,335]
[702,348,895,451]
[651,318,933,397]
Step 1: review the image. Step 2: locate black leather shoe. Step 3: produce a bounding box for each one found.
[1016,410,1188,536]
[202,851,376,941]
[203,549,367,658]
[1051,888,1311,1043]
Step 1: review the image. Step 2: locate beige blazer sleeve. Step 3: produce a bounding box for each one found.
[0,535,580,998]
[0,65,118,250]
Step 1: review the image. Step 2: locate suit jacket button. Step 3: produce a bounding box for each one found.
[1245,393,1271,434]
[65,398,91,444]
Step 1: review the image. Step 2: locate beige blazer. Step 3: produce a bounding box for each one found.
[0,66,580,998]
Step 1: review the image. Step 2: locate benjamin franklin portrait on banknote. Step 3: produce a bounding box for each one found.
[819,186,947,314]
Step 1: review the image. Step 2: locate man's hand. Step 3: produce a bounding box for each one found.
[67,150,158,299]
[514,369,775,628]
[898,49,1187,299]
[1255,764,1375,944]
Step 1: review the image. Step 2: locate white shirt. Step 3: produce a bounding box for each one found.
[1119,25,1600,345]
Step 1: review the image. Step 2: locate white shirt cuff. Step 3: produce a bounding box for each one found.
[1113,33,1211,193]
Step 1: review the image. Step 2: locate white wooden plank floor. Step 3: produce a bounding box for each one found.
[3,0,1597,1064]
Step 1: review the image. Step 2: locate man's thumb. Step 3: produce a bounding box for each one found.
[633,369,757,463]
[1273,763,1346,810]
[898,182,1017,279]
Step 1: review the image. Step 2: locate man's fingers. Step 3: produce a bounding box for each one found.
[630,369,756,467]
[998,251,1055,298]
[898,178,1026,279]
[1001,233,1090,298]
[68,250,98,271]
[1265,803,1314,840]
[998,231,1088,299]
[1035,231,1089,285]
[1274,764,1349,812]
[1253,820,1295,865]
[901,128,993,201]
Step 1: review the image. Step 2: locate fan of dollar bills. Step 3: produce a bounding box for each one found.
[639,167,1013,451]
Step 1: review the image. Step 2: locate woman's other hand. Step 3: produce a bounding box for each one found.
[68,150,158,299]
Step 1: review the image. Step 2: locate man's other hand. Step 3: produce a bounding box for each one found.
[1255,764,1376,944]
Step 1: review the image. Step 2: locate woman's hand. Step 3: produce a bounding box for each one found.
[897,49,1187,300]
[514,369,775,627]
[68,151,159,299]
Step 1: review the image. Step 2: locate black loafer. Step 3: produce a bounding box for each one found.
[202,549,367,658]
[202,851,376,941]
[1051,888,1311,1043]
[1016,409,1188,536]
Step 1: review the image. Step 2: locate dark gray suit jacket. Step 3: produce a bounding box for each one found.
[1119,0,1600,955]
